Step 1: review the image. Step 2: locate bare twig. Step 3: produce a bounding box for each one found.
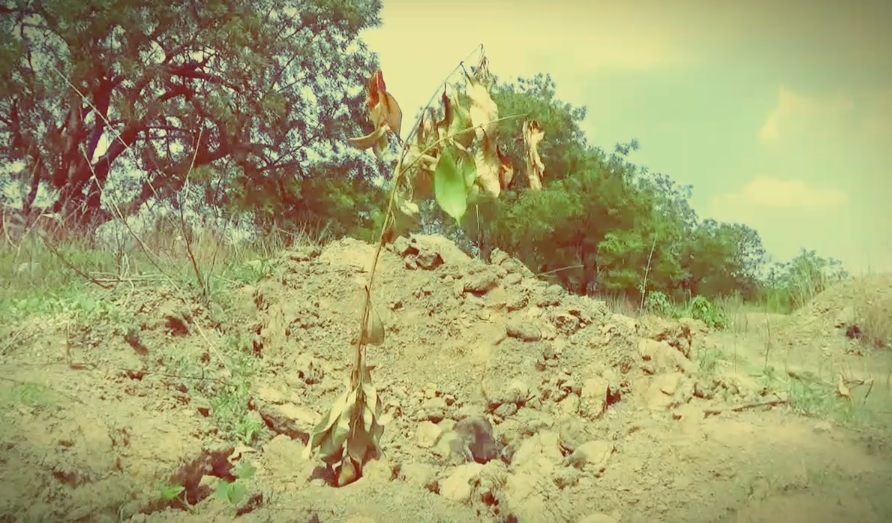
[38,233,112,289]
[639,235,658,311]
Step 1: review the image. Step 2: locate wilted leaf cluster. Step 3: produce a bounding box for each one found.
[347,56,520,232]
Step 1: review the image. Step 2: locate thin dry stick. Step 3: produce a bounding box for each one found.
[352,45,511,388]
[176,128,207,300]
[639,235,658,311]
[50,63,178,285]
[764,315,773,371]
[38,232,112,289]
[77,146,178,287]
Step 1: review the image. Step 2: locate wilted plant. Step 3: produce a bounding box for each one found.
[302,48,530,486]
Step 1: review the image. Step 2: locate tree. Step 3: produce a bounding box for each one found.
[449,73,770,303]
[0,0,384,233]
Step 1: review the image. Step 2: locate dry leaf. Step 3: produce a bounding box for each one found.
[474,140,501,198]
[437,88,474,147]
[523,119,545,190]
[473,55,491,84]
[497,143,514,189]
[466,78,499,141]
[347,126,387,150]
[837,374,852,401]
[368,71,403,135]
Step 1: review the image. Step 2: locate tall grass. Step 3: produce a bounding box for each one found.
[0,214,330,301]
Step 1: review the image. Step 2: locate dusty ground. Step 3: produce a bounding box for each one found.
[1,235,891,523]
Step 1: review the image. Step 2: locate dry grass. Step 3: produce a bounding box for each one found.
[852,276,892,350]
[603,293,642,318]
[0,213,330,299]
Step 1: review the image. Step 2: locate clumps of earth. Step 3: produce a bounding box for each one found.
[1,234,891,523]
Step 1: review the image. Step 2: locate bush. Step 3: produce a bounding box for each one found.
[687,295,728,330]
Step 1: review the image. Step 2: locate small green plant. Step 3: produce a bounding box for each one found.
[644,291,681,318]
[687,295,728,330]
[158,484,186,503]
[209,355,264,445]
[215,462,256,507]
[1,382,58,407]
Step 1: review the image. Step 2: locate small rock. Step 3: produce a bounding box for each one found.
[501,467,570,521]
[416,421,443,448]
[254,401,318,442]
[490,248,510,266]
[558,417,591,453]
[433,430,472,465]
[566,440,614,469]
[493,402,518,418]
[553,467,580,489]
[506,292,529,311]
[478,460,509,499]
[532,284,564,307]
[416,250,443,270]
[392,236,412,255]
[399,462,438,490]
[363,457,393,482]
[501,258,533,276]
[644,372,687,410]
[579,377,609,420]
[464,271,499,294]
[511,431,563,475]
[515,408,554,434]
[422,397,448,422]
[558,393,580,418]
[286,246,321,262]
[454,404,486,420]
[506,379,531,404]
[455,416,501,463]
[439,463,485,502]
[504,273,523,285]
[506,319,542,341]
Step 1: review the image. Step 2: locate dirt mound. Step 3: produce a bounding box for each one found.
[782,274,892,351]
[2,234,891,522]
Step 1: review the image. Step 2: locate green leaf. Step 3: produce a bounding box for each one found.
[158,484,185,501]
[435,146,475,221]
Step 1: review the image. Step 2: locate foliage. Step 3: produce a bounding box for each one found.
[687,295,728,330]
[644,291,680,319]
[761,249,849,311]
[447,74,768,305]
[0,0,384,236]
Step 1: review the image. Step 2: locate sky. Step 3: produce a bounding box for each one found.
[362,0,892,275]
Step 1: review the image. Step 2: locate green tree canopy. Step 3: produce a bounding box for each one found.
[0,0,384,235]
[446,73,769,303]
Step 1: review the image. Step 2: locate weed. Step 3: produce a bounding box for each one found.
[697,346,723,376]
[1,382,59,408]
[158,483,187,505]
[215,462,256,507]
[644,291,680,319]
[687,296,728,330]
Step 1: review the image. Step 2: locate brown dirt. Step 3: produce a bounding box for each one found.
[2,235,891,523]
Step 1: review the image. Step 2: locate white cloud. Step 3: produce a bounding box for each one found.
[759,85,854,143]
[711,176,849,210]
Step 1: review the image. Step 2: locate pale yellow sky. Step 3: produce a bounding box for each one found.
[363,0,892,275]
